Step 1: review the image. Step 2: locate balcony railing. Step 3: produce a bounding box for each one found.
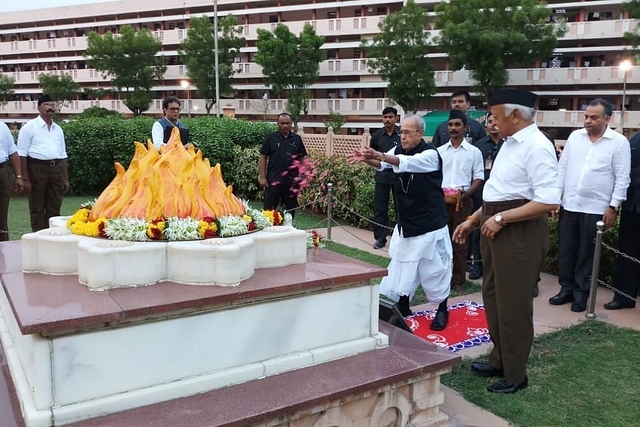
[2,99,637,130]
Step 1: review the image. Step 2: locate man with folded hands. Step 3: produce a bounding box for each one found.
[453,88,560,394]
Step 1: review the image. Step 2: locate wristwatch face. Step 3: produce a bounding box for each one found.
[495,213,503,224]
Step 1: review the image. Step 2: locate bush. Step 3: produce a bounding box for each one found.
[226,145,262,201]
[59,116,274,195]
[352,180,396,228]
[298,153,375,224]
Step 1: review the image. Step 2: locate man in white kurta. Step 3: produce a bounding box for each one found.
[348,115,452,330]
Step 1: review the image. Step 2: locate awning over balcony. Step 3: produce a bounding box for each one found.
[422,110,487,137]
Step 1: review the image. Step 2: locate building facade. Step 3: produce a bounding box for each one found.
[0,0,638,138]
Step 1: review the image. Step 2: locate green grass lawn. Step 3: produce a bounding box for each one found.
[443,320,640,427]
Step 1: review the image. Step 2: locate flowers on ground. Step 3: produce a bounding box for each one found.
[306,230,325,248]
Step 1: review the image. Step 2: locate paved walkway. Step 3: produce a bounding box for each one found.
[314,224,639,427]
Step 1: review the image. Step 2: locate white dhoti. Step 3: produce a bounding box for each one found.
[379,225,452,304]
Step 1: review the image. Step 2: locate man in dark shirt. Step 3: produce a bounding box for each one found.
[604,132,640,310]
[468,113,503,280]
[369,107,401,249]
[431,90,486,148]
[259,113,307,218]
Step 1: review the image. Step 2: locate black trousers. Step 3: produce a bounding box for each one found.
[373,182,395,242]
[0,165,10,241]
[611,209,640,307]
[27,160,65,232]
[557,208,601,298]
[263,184,298,218]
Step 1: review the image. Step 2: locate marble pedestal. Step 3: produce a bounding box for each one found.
[0,241,460,427]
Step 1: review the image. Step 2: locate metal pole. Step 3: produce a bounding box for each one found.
[326,183,333,241]
[187,85,191,118]
[213,0,221,117]
[621,70,628,133]
[586,220,606,319]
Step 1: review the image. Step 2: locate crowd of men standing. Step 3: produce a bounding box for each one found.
[362,89,637,394]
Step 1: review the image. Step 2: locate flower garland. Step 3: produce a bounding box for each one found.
[67,200,294,241]
[306,230,325,248]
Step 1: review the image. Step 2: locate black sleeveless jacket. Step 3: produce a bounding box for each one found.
[393,140,447,238]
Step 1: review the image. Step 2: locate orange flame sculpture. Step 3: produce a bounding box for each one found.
[88,127,246,222]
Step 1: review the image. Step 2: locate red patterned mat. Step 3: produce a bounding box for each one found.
[404,300,490,352]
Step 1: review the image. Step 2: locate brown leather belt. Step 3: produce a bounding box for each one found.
[483,199,529,215]
[28,157,62,167]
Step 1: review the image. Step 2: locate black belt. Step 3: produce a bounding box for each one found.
[28,157,62,167]
[483,200,529,215]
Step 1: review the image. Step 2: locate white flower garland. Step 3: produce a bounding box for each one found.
[218,215,249,237]
[164,217,201,241]
[105,218,149,241]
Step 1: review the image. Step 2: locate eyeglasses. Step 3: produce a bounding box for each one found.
[399,129,419,136]
[166,107,181,112]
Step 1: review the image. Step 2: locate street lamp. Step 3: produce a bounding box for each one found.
[213,0,221,117]
[619,59,632,133]
[181,80,191,118]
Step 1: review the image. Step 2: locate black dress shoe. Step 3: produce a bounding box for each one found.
[533,283,539,298]
[471,362,504,377]
[373,239,386,249]
[549,290,573,305]
[604,301,635,310]
[571,301,587,312]
[468,263,483,280]
[487,376,528,394]
[430,310,448,331]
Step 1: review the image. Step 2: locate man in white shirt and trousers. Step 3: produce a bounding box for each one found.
[347,115,452,331]
[437,109,484,293]
[549,98,631,312]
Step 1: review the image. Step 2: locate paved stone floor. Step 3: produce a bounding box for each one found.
[315,225,640,427]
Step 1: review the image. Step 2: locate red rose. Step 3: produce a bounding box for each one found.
[248,221,256,231]
[98,222,107,238]
[204,229,216,239]
[202,216,215,223]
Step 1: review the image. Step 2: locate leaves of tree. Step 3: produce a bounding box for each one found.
[0,74,14,106]
[362,0,436,114]
[178,15,245,115]
[624,0,640,57]
[435,0,567,97]
[254,24,324,125]
[38,73,82,114]
[85,25,166,116]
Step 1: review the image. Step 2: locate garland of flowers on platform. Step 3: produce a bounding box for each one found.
[66,200,293,241]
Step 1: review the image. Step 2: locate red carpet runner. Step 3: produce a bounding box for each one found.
[404,300,490,352]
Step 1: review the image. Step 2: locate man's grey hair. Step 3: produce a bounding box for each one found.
[402,115,424,132]
[503,104,536,121]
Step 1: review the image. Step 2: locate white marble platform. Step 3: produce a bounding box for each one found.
[22,217,307,290]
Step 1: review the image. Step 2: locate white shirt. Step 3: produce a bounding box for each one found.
[558,126,631,215]
[378,143,441,174]
[483,123,560,205]
[151,120,166,150]
[437,140,484,191]
[0,123,17,164]
[16,116,67,160]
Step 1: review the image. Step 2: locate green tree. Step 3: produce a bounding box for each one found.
[0,74,15,106]
[254,23,324,126]
[38,73,82,114]
[179,15,245,115]
[85,25,167,116]
[361,0,436,114]
[624,0,640,58]
[323,110,345,133]
[435,0,567,97]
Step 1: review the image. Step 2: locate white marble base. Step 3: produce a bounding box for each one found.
[0,278,387,427]
[24,218,307,290]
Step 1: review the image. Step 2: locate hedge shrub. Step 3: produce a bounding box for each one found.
[56,116,274,195]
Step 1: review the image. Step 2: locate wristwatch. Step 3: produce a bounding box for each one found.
[494,213,505,226]
[379,152,385,162]
[608,205,618,213]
